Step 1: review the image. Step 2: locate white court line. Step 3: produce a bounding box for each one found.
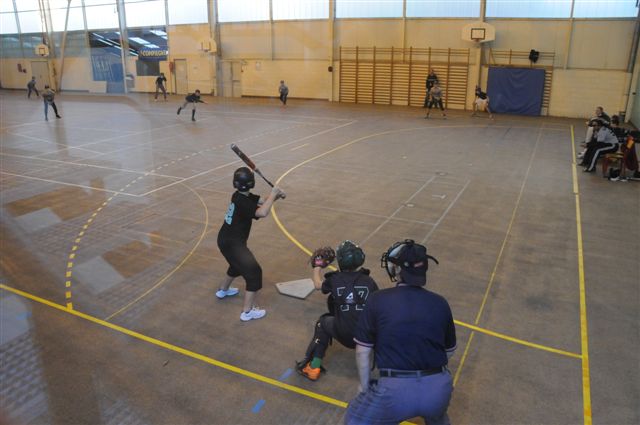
[421,179,470,243]
[360,176,437,245]
[5,132,102,154]
[138,120,355,197]
[0,153,183,179]
[290,143,309,151]
[134,110,335,126]
[0,171,140,197]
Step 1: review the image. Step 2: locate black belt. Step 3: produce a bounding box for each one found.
[379,367,444,378]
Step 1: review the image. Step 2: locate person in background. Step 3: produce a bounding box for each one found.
[425,81,446,119]
[581,119,618,172]
[154,72,167,101]
[27,76,39,98]
[42,85,61,121]
[177,89,206,121]
[279,80,289,106]
[471,85,493,119]
[423,69,439,108]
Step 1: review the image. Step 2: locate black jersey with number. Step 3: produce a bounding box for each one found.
[322,269,379,337]
[218,191,260,243]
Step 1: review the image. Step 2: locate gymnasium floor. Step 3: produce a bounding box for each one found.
[0,90,638,425]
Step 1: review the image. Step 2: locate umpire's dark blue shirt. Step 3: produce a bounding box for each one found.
[354,285,456,370]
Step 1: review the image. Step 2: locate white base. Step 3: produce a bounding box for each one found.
[276,278,315,299]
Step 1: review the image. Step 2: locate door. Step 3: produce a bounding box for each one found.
[31,61,50,90]
[174,59,188,95]
[220,60,242,98]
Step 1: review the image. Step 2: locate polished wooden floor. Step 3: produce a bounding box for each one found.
[1,90,638,425]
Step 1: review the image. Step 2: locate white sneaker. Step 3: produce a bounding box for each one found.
[216,287,239,299]
[240,306,266,321]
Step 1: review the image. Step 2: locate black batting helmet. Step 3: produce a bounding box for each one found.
[336,240,365,271]
[233,167,255,191]
[381,239,438,286]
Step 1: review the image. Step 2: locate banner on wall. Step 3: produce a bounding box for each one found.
[139,47,168,61]
[487,67,545,116]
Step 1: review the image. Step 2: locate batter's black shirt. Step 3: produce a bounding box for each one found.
[156,76,166,86]
[354,285,456,370]
[322,269,378,339]
[218,191,260,243]
[476,88,487,99]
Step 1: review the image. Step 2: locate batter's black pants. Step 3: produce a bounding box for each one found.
[218,240,262,291]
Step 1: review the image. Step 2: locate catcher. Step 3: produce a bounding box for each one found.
[296,241,379,381]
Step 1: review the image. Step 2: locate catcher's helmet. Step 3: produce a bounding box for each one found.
[233,167,255,191]
[336,240,365,271]
[381,239,438,286]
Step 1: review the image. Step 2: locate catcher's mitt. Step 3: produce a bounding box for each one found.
[310,246,336,269]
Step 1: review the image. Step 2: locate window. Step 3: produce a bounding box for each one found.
[486,0,572,18]
[0,0,14,13]
[125,0,166,27]
[136,60,159,76]
[50,0,85,32]
[217,0,270,22]
[573,0,638,18]
[407,0,480,18]
[272,0,329,20]
[85,0,119,29]
[0,34,21,57]
[18,11,45,33]
[336,0,403,18]
[0,13,17,34]
[22,33,46,57]
[168,0,208,25]
[52,31,89,56]
[15,0,45,33]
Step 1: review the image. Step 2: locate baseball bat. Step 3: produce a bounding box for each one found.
[230,144,285,198]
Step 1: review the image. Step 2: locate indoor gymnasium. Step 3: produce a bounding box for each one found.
[0,1,639,424]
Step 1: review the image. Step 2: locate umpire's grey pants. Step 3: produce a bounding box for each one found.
[345,370,453,425]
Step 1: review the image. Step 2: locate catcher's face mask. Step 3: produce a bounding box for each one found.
[381,239,438,285]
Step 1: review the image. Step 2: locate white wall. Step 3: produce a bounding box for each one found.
[241,59,331,99]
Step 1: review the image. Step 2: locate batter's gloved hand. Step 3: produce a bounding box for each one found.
[310,247,335,269]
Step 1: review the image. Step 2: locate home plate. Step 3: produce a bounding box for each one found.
[276,278,315,299]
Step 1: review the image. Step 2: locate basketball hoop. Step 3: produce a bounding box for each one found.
[462,22,495,44]
[35,44,49,57]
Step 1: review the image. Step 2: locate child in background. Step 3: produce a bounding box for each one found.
[279,80,289,106]
[177,89,206,121]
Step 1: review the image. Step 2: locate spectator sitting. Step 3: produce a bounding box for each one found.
[578,106,612,160]
[610,115,628,143]
[581,119,618,173]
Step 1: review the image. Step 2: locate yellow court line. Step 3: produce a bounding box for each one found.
[453,320,581,359]
[272,126,581,360]
[0,283,348,409]
[570,125,592,425]
[452,127,545,387]
[104,183,209,321]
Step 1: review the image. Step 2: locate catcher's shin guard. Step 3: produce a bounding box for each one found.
[302,314,333,361]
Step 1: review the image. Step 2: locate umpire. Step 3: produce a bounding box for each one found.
[345,239,457,425]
